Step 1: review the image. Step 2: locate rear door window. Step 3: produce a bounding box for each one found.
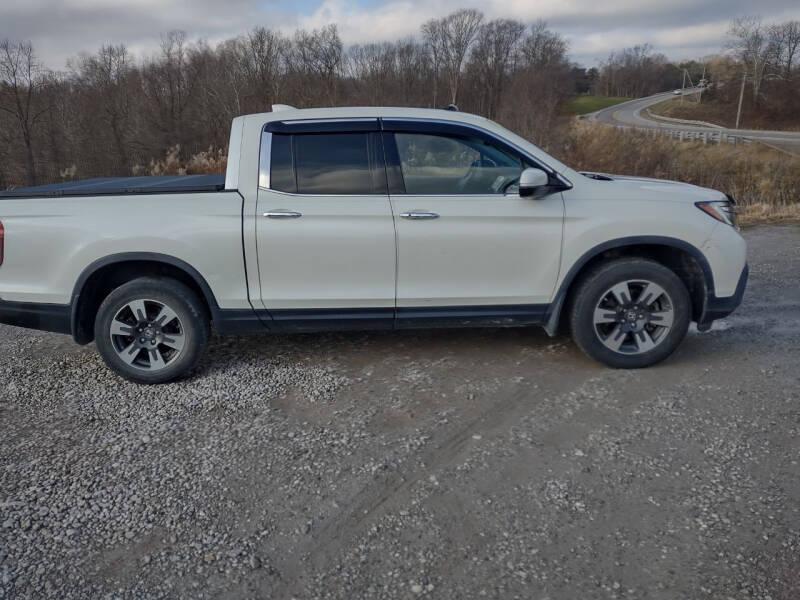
[270,132,380,195]
[270,134,295,193]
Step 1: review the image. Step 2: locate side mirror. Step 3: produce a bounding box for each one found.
[519,167,550,198]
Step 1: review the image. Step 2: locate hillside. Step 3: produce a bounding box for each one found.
[649,96,800,132]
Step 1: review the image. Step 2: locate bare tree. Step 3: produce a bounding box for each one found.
[73,45,134,172]
[241,27,288,109]
[423,9,483,105]
[470,19,525,118]
[141,30,204,150]
[503,22,571,149]
[727,17,771,104]
[0,40,47,185]
[393,38,431,106]
[421,17,445,106]
[522,20,568,69]
[597,44,676,98]
[347,43,392,105]
[768,20,800,80]
[289,25,342,105]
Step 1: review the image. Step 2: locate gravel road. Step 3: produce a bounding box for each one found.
[1,225,799,600]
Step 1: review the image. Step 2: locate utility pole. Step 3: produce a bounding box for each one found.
[735,69,746,129]
[680,70,686,105]
[699,62,706,103]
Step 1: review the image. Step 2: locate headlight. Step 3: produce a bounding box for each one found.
[696,198,738,229]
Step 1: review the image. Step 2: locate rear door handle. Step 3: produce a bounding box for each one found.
[264,209,302,219]
[400,211,439,220]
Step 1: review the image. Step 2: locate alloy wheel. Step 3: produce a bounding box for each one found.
[593,279,675,355]
[109,299,186,371]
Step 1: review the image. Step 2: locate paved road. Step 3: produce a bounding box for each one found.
[1,225,799,599]
[589,89,800,148]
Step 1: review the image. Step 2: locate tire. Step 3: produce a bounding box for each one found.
[94,277,210,384]
[569,258,691,369]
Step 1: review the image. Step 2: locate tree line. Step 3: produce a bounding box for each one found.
[2,12,798,189]
[0,11,576,188]
[595,44,684,98]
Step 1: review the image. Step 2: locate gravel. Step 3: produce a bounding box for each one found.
[1,224,799,599]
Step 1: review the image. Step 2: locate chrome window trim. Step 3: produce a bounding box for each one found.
[256,187,386,198]
[256,189,527,198]
[224,117,244,190]
[258,130,272,189]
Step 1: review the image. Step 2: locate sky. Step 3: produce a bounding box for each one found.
[2,0,800,70]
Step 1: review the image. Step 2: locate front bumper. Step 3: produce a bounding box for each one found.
[0,298,72,335]
[697,263,748,331]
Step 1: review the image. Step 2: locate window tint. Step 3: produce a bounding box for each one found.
[394,133,523,195]
[295,133,373,194]
[270,134,295,193]
[269,132,376,194]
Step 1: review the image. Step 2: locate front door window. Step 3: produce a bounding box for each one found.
[394,132,524,195]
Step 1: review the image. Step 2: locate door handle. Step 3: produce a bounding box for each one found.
[400,211,439,220]
[264,210,302,218]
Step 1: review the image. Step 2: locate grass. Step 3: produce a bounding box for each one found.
[566,96,630,116]
[647,99,685,117]
[646,98,726,126]
[647,97,800,132]
[739,203,800,226]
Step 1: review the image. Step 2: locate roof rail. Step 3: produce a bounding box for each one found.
[272,104,297,112]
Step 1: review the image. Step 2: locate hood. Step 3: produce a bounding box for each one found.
[579,172,727,203]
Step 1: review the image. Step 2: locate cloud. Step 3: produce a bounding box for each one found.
[1,0,799,69]
[288,0,800,64]
[0,0,284,69]
[294,0,431,41]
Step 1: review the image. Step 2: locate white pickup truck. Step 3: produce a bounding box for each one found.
[0,106,747,383]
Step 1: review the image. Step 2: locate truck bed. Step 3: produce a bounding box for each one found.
[0,175,226,198]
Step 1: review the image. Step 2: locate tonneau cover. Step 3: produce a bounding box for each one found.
[0,174,226,198]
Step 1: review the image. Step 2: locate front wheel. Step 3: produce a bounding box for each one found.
[94,277,210,384]
[569,258,691,368]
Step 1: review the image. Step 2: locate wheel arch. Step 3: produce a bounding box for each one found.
[70,252,220,344]
[544,236,713,336]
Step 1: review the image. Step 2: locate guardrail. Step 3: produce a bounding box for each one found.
[643,109,724,130]
[583,111,755,147]
[643,127,752,146]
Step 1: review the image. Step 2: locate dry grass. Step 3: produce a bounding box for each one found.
[738,203,800,225]
[132,146,227,176]
[559,122,800,225]
[566,96,630,116]
[648,97,800,132]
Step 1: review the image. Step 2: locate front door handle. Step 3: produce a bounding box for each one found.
[264,209,302,219]
[400,211,439,220]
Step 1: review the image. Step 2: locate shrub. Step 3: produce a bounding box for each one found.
[132,146,227,176]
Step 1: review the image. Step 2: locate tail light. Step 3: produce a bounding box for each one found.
[0,220,4,266]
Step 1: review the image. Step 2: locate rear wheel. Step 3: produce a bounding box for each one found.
[94,277,209,384]
[569,258,691,368]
